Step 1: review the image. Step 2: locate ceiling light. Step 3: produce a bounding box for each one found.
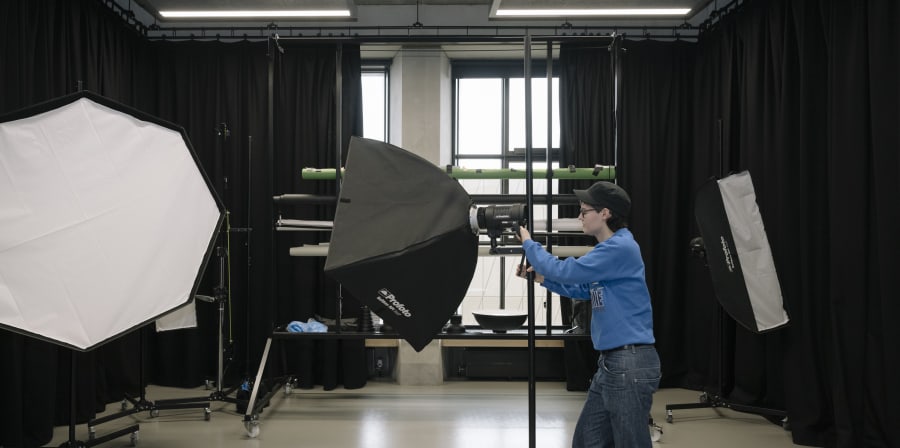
[159,10,352,19]
[495,8,691,17]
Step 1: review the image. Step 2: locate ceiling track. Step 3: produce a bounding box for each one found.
[100,0,745,43]
[145,25,698,42]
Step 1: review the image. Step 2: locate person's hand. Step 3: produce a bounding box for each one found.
[516,225,531,242]
[515,264,544,283]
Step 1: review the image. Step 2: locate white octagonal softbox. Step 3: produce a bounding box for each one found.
[0,91,223,351]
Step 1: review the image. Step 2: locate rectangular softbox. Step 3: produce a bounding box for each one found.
[694,171,789,333]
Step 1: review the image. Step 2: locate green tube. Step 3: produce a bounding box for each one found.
[447,166,615,180]
[301,165,615,180]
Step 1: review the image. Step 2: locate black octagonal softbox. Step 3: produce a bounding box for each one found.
[0,92,223,351]
[324,137,478,352]
[695,171,789,333]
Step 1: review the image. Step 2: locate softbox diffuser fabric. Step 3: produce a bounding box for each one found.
[694,171,789,333]
[324,137,478,351]
[0,92,223,351]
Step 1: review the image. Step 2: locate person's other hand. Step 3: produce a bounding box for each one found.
[516,226,531,242]
[515,264,544,283]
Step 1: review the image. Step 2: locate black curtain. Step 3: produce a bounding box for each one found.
[141,39,271,389]
[617,39,711,394]
[689,1,900,445]
[0,2,365,446]
[556,42,614,390]
[271,42,366,390]
[559,0,900,446]
[0,2,151,446]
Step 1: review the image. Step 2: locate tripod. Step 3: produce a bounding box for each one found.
[86,246,240,442]
[86,329,211,443]
[664,306,787,427]
[664,239,788,428]
[56,350,140,448]
[152,245,241,407]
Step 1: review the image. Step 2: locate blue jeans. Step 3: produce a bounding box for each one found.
[572,345,661,448]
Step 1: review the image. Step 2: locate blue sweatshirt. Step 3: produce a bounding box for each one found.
[522,228,655,351]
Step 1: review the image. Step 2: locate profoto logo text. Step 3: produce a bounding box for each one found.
[377,288,413,318]
[719,235,735,273]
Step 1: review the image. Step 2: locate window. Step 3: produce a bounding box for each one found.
[452,61,564,328]
[361,63,389,142]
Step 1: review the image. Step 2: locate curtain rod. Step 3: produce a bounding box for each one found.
[145,25,697,42]
[100,0,706,43]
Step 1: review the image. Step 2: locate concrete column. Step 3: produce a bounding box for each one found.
[395,340,444,385]
[389,46,451,166]
[388,45,452,385]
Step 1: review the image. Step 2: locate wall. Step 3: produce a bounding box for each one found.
[389,46,451,165]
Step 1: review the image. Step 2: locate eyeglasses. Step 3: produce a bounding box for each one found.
[579,208,598,218]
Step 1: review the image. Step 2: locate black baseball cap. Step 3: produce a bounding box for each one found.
[573,181,631,217]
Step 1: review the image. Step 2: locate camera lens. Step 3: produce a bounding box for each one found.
[476,204,527,237]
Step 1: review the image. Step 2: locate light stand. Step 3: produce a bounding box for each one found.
[202,245,242,404]
[86,325,211,443]
[664,239,788,427]
[86,246,240,440]
[2,92,224,448]
[153,245,242,407]
[56,351,140,448]
[666,121,788,428]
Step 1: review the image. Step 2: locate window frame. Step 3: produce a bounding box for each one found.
[451,59,565,328]
[361,59,392,142]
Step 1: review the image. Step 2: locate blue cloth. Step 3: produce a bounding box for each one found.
[522,228,655,351]
[286,318,328,333]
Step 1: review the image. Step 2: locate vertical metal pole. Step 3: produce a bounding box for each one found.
[265,37,276,372]
[523,31,536,448]
[544,42,554,336]
[611,34,622,173]
[68,350,77,445]
[217,249,226,392]
[335,44,344,329]
[335,44,344,191]
[716,117,725,397]
[499,77,508,313]
[243,134,251,362]
[218,298,226,392]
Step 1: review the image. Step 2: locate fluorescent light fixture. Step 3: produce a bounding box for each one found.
[159,10,352,18]
[495,8,691,17]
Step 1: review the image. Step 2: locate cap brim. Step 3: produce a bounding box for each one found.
[573,189,598,206]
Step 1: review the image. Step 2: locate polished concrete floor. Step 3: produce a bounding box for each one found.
[50,381,798,447]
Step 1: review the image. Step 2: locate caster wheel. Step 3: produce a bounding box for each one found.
[121,399,128,411]
[88,426,96,440]
[204,408,211,421]
[130,430,139,446]
[665,410,673,424]
[245,420,260,438]
[150,408,160,418]
[650,425,663,442]
[699,392,709,403]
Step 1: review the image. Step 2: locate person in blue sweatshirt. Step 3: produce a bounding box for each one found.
[517,181,660,448]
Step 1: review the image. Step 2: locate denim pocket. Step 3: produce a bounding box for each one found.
[631,368,661,391]
[598,359,627,391]
[598,350,660,392]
